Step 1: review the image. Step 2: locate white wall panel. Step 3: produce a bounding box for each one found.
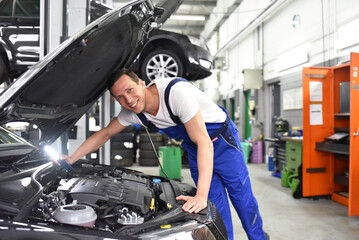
[203,0,359,141]
[218,0,270,50]
[336,0,359,24]
[263,0,319,59]
[206,0,359,85]
[202,0,237,39]
[262,0,359,80]
[215,0,271,94]
[219,33,257,92]
[206,33,218,56]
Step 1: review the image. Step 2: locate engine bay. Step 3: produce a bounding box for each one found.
[0,161,229,240]
[28,164,191,233]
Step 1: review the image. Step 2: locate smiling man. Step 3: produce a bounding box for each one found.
[65,68,268,240]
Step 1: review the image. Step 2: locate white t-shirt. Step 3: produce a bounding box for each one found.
[117,78,226,129]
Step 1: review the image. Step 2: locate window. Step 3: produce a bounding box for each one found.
[14,0,40,18]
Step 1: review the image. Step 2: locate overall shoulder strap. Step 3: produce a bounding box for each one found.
[164,78,187,125]
[137,112,158,130]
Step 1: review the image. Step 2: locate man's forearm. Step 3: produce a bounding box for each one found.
[195,139,214,198]
[68,130,110,164]
[67,118,124,164]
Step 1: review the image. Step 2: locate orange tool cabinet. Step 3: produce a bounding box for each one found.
[302,52,359,216]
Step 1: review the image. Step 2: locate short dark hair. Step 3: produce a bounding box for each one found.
[107,68,139,94]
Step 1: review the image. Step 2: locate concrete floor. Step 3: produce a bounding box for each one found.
[127,163,359,240]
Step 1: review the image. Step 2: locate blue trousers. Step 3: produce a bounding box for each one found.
[182,120,266,240]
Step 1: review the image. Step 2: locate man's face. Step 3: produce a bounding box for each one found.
[110,74,146,114]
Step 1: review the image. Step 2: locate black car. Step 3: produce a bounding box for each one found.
[0,0,212,86]
[0,0,227,239]
[133,28,212,84]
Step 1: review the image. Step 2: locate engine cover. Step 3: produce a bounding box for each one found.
[57,174,154,214]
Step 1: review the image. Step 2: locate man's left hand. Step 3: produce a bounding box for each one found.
[176,195,207,213]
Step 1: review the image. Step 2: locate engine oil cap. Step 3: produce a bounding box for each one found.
[152,178,162,183]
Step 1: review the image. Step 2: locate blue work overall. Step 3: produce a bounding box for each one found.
[137,78,266,240]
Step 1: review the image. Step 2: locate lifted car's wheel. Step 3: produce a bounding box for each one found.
[141,49,183,84]
[0,56,10,85]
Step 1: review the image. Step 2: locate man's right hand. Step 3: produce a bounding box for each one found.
[59,154,74,165]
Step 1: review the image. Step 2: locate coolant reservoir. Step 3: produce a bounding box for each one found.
[53,204,97,227]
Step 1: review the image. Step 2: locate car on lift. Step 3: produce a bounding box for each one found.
[0,0,212,86]
[0,0,227,239]
[132,28,212,84]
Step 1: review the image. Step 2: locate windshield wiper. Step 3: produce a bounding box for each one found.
[11,148,43,169]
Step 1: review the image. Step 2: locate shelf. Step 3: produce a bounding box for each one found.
[334,174,349,186]
[335,127,350,133]
[334,154,349,161]
[332,192,349,207]
[278,159,286,164]
[336,191,349,198]
[264,138,281,142]
[334,112,350,117]
[315,142,349,155]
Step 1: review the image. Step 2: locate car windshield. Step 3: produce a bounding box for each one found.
[0,0,40,18]
[0,125,39,171]
[0,126,31,145]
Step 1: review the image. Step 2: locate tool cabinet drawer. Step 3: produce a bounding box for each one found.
[285,141,302,173]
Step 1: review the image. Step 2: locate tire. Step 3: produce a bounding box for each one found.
[139,149,157,159]
[111,140,135,150]
[0,55,10,85]
[140,142,162,150]
[121,125,138,133]
[139,126,158,133]
[111,149,134,159]
[139,157,158,166]
[163,133,170,145]
[112,132,136,141]
[141,49,184,84]
[140,132,163,143]
[111,157,133,167]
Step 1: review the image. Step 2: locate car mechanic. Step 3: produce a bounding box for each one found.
[63,68,268,240]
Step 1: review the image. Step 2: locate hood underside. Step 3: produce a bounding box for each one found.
[0,0,158,145]
[152,0,183,26]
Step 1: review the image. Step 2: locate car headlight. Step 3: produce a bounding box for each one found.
[137,220,217,240]
[199,59,212,70]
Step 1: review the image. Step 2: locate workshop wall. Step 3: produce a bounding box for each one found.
[204,0,359,141]
[269,71,303,130]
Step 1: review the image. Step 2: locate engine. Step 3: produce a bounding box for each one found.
[38,170,166,230]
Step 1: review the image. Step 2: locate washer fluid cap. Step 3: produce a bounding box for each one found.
[152,178,162,183]
[53,204,97,227]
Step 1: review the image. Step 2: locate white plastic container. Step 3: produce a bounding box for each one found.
[53,204,97,227]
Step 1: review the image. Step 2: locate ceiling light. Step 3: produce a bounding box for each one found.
[170,15,205,21]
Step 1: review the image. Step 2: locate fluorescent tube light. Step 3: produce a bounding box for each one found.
[170,15,205,21]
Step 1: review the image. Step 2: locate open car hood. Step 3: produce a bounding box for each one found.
[152,0,183,26]
[0,0,159,145]
[91,0,183,26]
